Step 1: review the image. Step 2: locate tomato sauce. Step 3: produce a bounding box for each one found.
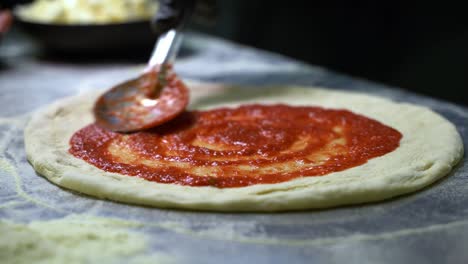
[70,104,402,188]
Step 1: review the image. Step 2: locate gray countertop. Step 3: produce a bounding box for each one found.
[1,32,467,264]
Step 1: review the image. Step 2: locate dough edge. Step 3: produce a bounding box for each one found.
[24,83,464,212]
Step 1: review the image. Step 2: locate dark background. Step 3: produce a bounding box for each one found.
[193,1,468,106]
[2,0,468,106]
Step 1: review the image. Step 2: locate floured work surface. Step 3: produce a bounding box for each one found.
[1,33,468,263]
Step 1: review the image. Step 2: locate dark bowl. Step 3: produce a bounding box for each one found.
[14,16,158,55]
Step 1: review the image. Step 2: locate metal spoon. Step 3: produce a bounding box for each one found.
[93,29,189,133]
[93,0,196,132]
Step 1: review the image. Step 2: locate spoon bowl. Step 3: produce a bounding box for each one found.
[94,67,189,132]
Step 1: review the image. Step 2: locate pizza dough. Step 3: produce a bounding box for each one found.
[24,83,464,211]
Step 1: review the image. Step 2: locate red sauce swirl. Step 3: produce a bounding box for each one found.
[70,104,402,188]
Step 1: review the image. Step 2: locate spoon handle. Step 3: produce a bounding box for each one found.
[147,0,196,70]
[147,29,182,69]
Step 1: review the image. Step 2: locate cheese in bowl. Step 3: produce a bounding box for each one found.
[16,0,159,24]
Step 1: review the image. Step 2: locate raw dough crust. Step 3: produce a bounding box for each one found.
[24,83,464,211]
